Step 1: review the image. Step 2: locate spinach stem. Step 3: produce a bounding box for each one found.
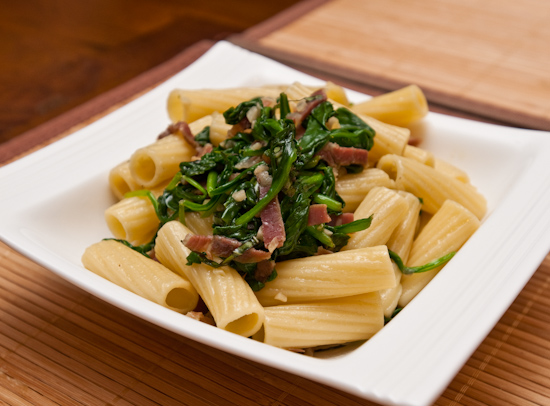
[206,171,218,196]
[389,250,456,275]
[312,193,342,212]
[305,225,335,248]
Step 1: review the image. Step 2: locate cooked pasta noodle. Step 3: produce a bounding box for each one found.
[254,293,383,348]
[104,196,159,246]
[335,168,395,213]
[377,154,486,219]
[399,200,481,307]
[350,84,429,127]
[403,145,435,167]
[167,86,285,123]
[155,221,265,337]
[255,246,396,306]
[109,161,142,200]
[82,240,198,312]
[344,187,409,250]
[380,192,422,317]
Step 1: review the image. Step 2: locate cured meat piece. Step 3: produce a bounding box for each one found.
[287,89,327,128]
[307,204,332,226]
[316,142,368,167]
[233,248,272,263]
[254,260,276,283]
[255,165,286,252]
[329,212,354,226]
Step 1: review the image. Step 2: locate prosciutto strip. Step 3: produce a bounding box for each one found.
[183,234,212,253]
[227,116,251,138]
[307,204,332,226]
[183,234,272,264]
[158,121,196,144]
[210,235,242,258]
[233,248,272,264]
[287,89,327,128]
[183,235,241,259]
[329,212,354,227]
[254,260,276,283]
[316,142,368,167]
[255,165,286,252]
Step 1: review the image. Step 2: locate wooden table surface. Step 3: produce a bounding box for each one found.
[1,1,550,406]
[0,0,302,145]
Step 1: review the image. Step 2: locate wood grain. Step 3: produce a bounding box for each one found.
[235,0,550,130]
[0,0,302,145]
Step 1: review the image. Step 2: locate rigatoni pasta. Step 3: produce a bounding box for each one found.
[104,195,160,246]
[109,161,142,200]
[82,240,198,313]
[379,191,422,318]
[335,168,395,213]
[129,134,195,188]
[403,144,435,167]
[377,154,486,219]
[254,246,396,306]
[167,86,285,123]
[155,221,265,337]
[350,84,429,127]
[83,81,486,353]
[255,293,383,348]
[434,157,470,183]
[399,200,481,307]
[344,187,409,250]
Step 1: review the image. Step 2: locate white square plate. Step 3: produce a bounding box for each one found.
[1,41,550,406]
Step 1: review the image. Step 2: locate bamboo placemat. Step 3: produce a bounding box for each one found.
[1,239,549,406]
[232,0,550,131]
[1,37,550,405]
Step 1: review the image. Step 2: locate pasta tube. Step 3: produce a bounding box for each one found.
[320,81,350,106]
[208,112,232,147]
[335,168,395,213]
[129,134,195,188]
[363,115,410,166]
[109,161,142,200]
[350,84,429,127]
[377,154,486,219]
[399,200,481,307]
[183,211,214,236]
[104,196,159,246]
[254,293,383,348]
[167,86,283,123]
[380,192,422,317]
[434,158,470,183]
[187,114,214,134]
[155,221,264,337]
[82,240,198,313]
[284,81,350,106]
[403,145,435,167]
[386,191,422,262]
[344,187,409,250]
[255,246,396,306]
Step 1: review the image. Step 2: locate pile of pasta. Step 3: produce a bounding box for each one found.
[82,82,486,351]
